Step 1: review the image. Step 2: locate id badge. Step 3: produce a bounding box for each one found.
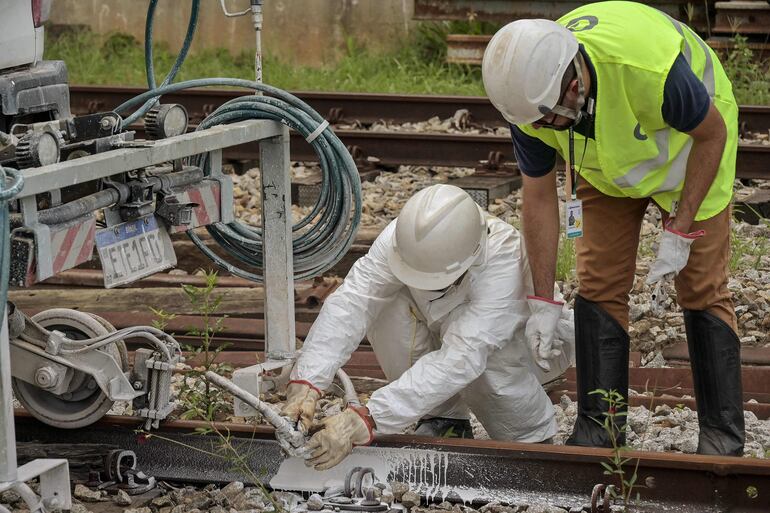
[565,199,584,239]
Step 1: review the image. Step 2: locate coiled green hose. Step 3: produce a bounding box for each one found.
[115,79,362,282]
[116,1,362,282]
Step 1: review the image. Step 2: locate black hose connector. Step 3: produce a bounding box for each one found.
[37,167,204,225]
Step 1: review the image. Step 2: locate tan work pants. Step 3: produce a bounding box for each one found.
[575,181,736,332]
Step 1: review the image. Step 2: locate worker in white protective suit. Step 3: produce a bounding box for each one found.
[281,184,575,471]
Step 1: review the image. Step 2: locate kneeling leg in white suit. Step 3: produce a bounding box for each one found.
[366,291,471,424]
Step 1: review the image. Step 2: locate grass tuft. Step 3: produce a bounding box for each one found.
[722,35,770,105]
[730,227,769,272]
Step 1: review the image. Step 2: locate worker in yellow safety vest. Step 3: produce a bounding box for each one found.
[482,0,743,455]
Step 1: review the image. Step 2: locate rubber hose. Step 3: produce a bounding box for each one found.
[115,79,361,282]
[121,0,200,129]
[336,368,361,407]
[38,189,118,225]
[36,167,203,225]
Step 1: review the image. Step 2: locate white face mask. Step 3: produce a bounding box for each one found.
[409,272,473,326]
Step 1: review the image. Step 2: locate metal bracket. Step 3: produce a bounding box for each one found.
[207,149,235,224]
[323,468,388,513]
[19,195,53,282]
[156,195,196,226]
[8,343,73,395]
[10,339,143,402]
[0,459,72,512]
[228,125,298,418]
[88,449,156,496]
[232,360,293,416]
[120,179,155,221]
[591,483,616,512]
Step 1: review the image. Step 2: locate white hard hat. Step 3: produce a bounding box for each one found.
[482,19,579,125]
[389,184,486,291]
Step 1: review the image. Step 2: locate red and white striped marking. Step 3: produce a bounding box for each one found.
[47,216,97,279]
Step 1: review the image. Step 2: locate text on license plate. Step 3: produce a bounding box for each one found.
[95,216,177,288]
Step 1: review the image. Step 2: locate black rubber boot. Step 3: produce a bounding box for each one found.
[566,296,629,448]
[684,310,745,456]
[414,417,474,439]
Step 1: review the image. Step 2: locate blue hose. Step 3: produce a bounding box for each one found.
[121,0,201,129]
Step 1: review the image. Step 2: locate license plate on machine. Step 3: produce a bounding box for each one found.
[96,215,177,288]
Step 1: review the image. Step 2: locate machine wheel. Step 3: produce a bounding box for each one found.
[12,309,127,429]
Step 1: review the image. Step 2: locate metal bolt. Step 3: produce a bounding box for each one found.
[100,117,114,129]
[361,488,379,506]
[34,366,60,389]
[133,380,144,390]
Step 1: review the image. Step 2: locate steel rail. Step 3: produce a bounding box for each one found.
[70,85,770,131]
[69,86,770,179]
[14,412,770,512]
[120,124,770,180]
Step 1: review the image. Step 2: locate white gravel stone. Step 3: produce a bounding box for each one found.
[400,491,421,510]
[552,394,770,458]
[69,504,93,513]
[222,481,244,500]
[306,494,324,511]
[114,489,132,506]
[73,484,103,503]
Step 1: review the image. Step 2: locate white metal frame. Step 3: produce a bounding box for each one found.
[2,119,294,507]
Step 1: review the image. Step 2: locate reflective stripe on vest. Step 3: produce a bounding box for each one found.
[612,13,713,192]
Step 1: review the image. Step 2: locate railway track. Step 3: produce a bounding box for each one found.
[14,412,770,512]
[11,269,770,510]
[69,86,770,178]
[13,268,770,421]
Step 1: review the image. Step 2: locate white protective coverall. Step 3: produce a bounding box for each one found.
[291,215,574,441]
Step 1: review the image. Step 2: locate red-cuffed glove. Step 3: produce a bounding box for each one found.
[280,380,322,434]
[647,222,705,286]
[304,406,374,471]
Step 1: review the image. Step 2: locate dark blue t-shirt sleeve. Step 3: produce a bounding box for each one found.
[510,125,557,177]
[662,53,710,132]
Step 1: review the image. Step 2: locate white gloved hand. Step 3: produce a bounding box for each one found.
[280,380,322,434]
[304,407,374,471]
[646,222,704,315]
[525,296,565,372]
[646,222,705,286]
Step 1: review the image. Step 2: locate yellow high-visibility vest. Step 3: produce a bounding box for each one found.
[519,1,737,220]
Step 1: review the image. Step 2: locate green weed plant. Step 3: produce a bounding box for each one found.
[152,270,233,421]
